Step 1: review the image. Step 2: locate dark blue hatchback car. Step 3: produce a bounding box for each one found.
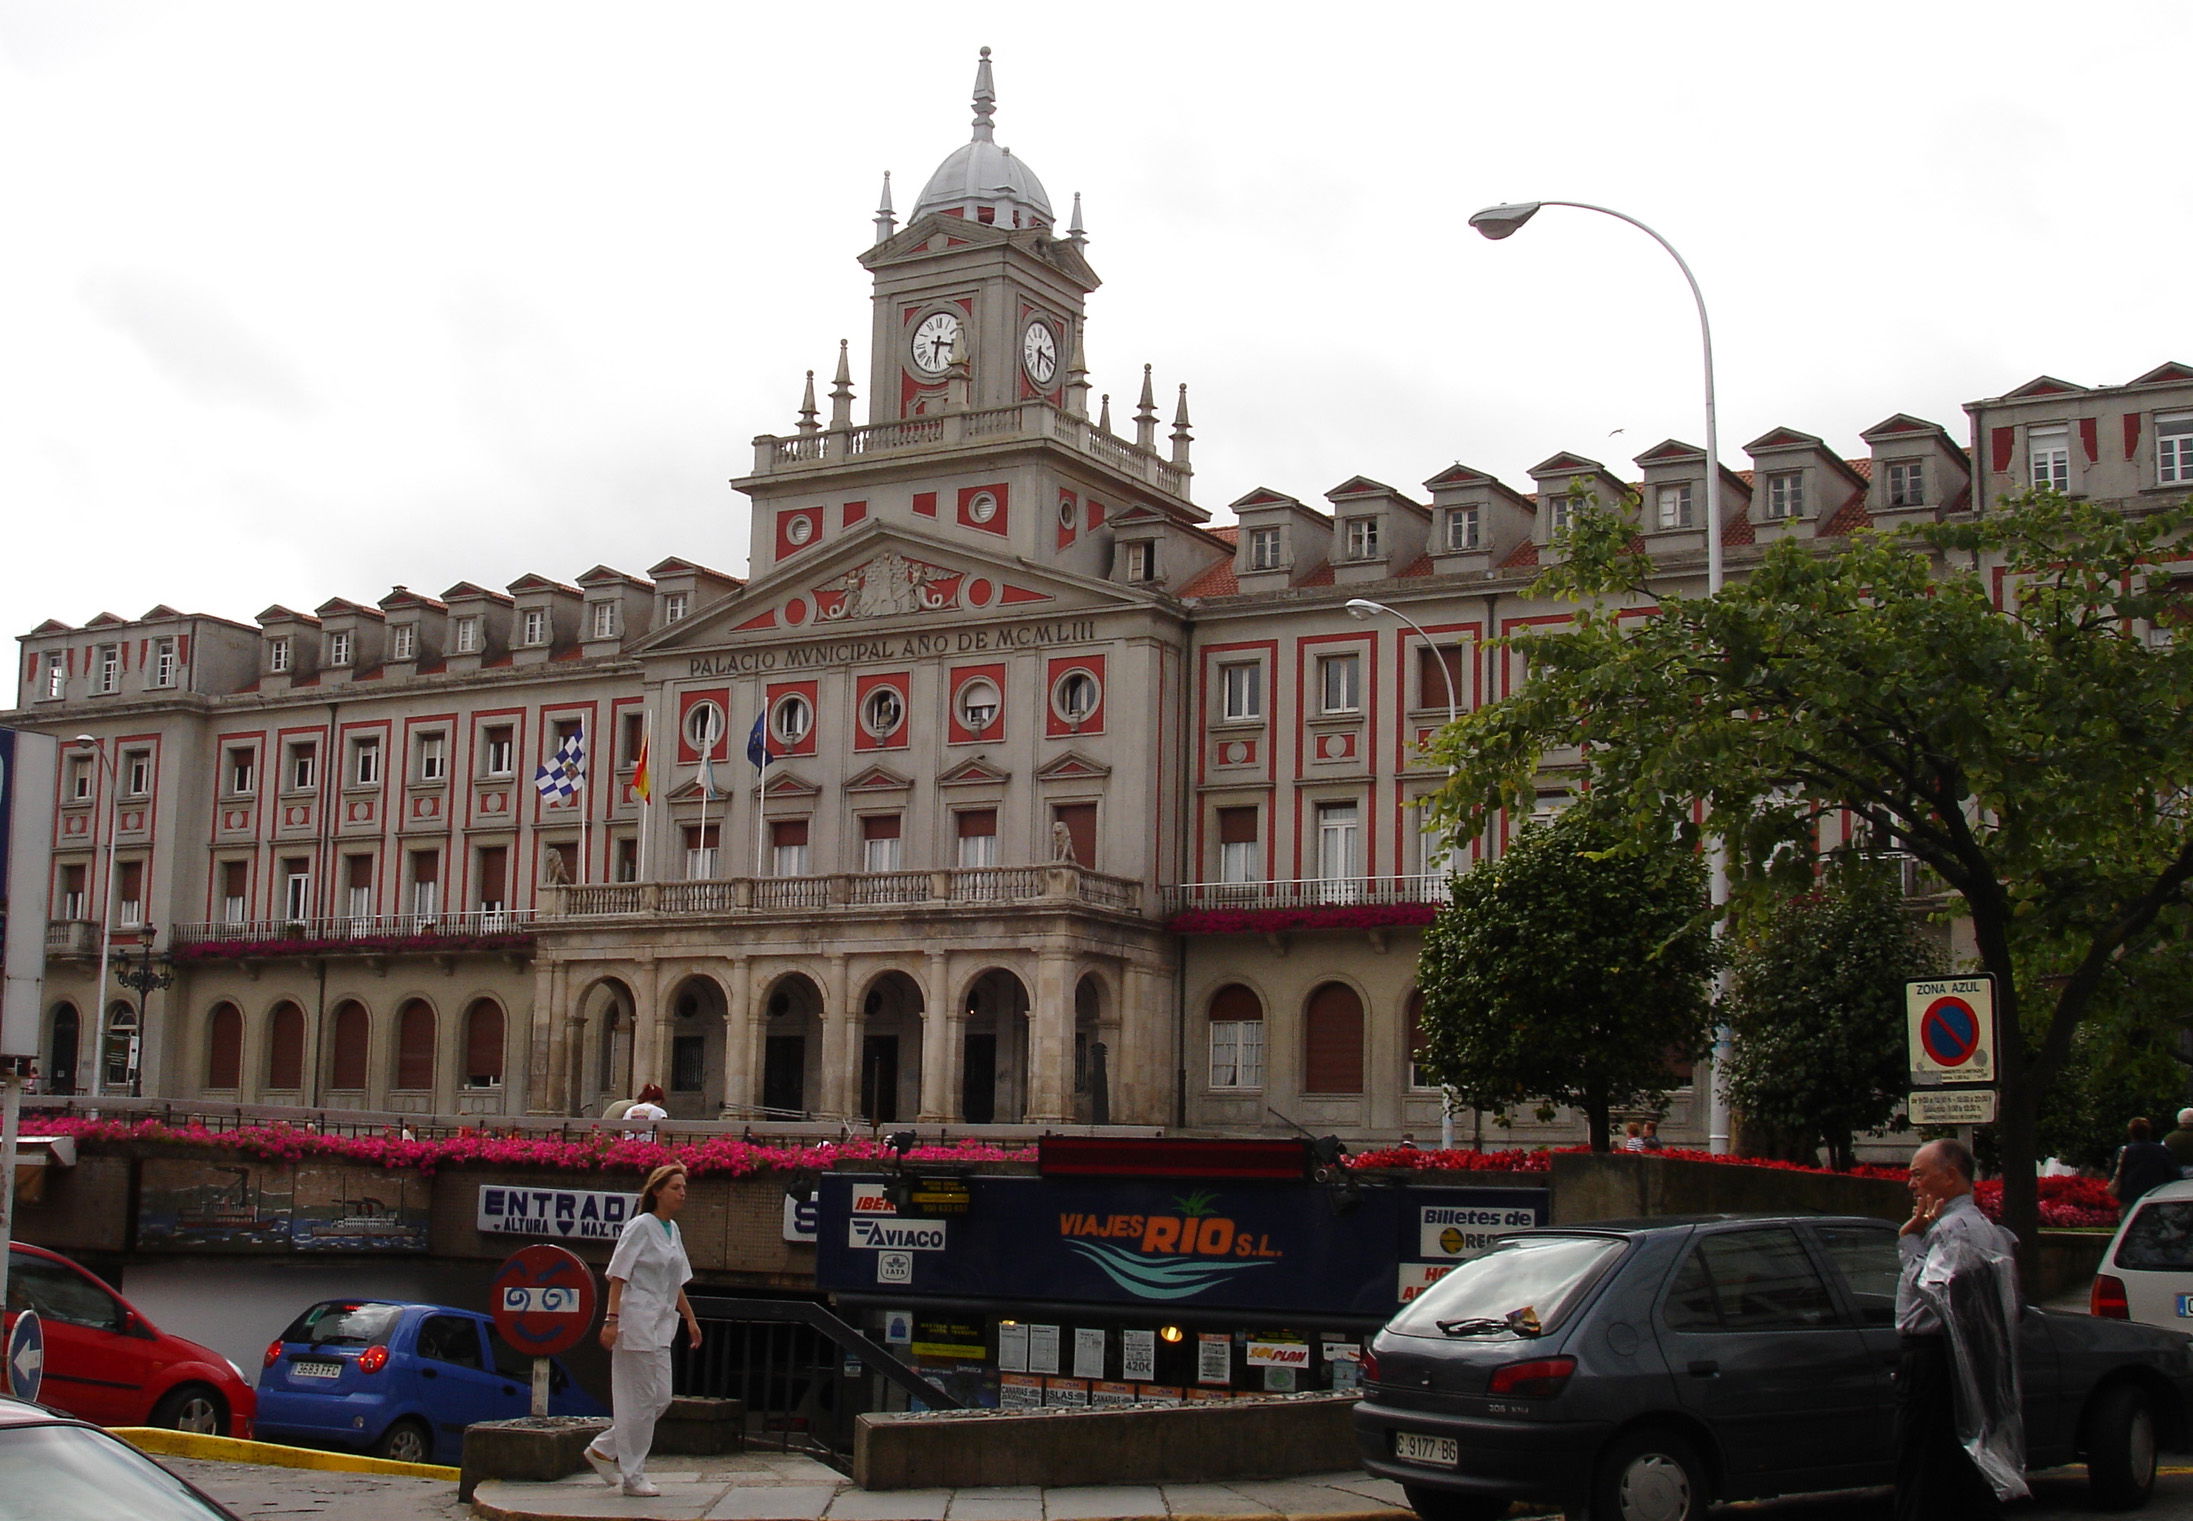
[255,1299,605,1465]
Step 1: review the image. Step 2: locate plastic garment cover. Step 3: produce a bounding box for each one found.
[1914,1229,2029,1501]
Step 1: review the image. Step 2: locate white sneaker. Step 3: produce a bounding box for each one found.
[582,1443,618,1486]
[622,1476,661,1497]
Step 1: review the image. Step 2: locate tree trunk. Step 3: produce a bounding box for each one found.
[1971,909,2042,1285]
[1585,1099,1611,1153]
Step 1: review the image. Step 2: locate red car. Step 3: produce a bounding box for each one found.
[3,1242,254,1437]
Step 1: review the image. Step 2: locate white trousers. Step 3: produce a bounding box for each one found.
[604,1345,674,1481]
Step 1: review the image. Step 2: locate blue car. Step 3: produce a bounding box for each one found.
[255,1299,605,1465]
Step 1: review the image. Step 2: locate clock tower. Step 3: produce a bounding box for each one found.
[861,48,1099,425]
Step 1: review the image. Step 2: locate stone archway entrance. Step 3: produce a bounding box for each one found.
[759,974,823,1119]
[664,974,728,1118]
[857,971,925,1125]
[961,968,1029,1125]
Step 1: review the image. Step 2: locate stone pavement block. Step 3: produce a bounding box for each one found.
[825,1486,954,1520]
[1309,1476,1408,1509]
[1158,1481,1285,1517]
[704,1484,854,1520]
[1214,1480,1404,1519]
[942,1498,1047,1521]
[471,1481,701,1520]
[1038,1484,1168,1520]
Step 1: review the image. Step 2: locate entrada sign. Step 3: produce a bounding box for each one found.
[478,1185,636,1241]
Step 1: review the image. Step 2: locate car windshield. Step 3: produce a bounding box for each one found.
[0,1423,233,1520]
[1388,1233,1625,1338]
[280,1301,403,1347]
[2118,1200,2193,1270]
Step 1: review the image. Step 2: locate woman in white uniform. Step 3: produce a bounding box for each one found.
[582,1163,701,1497]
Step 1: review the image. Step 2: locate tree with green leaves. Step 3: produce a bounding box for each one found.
[1415,800,1719,1152]
[1428,489,2193,1267]
[1720,851,1945,1170]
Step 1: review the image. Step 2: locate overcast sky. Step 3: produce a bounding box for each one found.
[4,2,2188,660]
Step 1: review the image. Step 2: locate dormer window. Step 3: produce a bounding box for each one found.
[663,592,689,624]
[2030,425,2070,491]
[1345,517,1381,560]
[589,602,617,640]
[1763,472,1805,522]
[1442,507,1480,552]
[268,637,291,674]
[1886,460,1927,508]
[151,637,179,688]
[1124,541,1157,582]
[326,630,352,667]
[1546,491,1583,535]
[1656,484,1695,530]
[391,623,417,661]
[521,608,548,646]
[453,617,481,654]
[40,652,63,700]
[2158,413,2193,487]
[94,644,121,693]
[1247,526,1283,570]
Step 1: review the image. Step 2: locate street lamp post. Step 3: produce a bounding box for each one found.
[110,930,174,1098]
[73,735,120,1099]
[1469,199,1734,1153]
[1344,597,1462,1150]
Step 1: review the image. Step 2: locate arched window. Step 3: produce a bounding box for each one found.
[394,1000,436,1091]
[1303,982,1365,1094]
[206,1003,243,1090]
[1207,984,1265,1090]
[464,999,505,1088]
[266,1002,305,1090]
[47,1004,80,1096]
[329,1001,369,1090]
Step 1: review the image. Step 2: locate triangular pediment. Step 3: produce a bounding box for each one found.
[141,603,184,621]
[1744,426,1823,453]
[31,618,71,635]
[256,604,318,627]
[648,555,741,582]
[507,573,579,597]
[1424,463,1494,488]
[755,768,819,798]
[860,214,1099,292]
[1634,438,1703,465]
[1229,487,1302,511]
[2003,374,2088,400]
[938,757,1011,786]
[576,565,649,590]
[1327,475,1397,500]
[1861,413,1946,440]
[2129,361,2193,388]
[315,597,383,620]
[638,520,1146,656]
[442,581,512,606]
[1036,749,1111,782]
[846,764,913,792]
[1528,451,1607,477]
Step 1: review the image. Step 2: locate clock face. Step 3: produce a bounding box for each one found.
[911,311,963,375]
[1021,320,1058,385]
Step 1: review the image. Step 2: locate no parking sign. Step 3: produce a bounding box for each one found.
[1906,976,1997,1085]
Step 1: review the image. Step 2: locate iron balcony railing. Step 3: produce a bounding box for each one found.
[546,863,1142,920]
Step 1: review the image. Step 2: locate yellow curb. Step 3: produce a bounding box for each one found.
[110,1426,459,1481]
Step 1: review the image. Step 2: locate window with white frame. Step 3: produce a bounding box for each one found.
[771,693,813,747]
[40,653,63,700]
[1764,471,1804,521]
[1656,483,1695,530]
[351,736,381,787]
[115,859,144,926]
[521,608,548,646]
[1345,516,1381,560]
[225,747,255,795]
[1318,653,1361,714]
[860,814,903,873]
[1316,799,1361,891]
[1547,491,1582,535]
[1054,669,1100,725]
[1886,459,1927,507]
[220,860,247,923]
[684,701,727,754]
[1207,984,1265,1089]
[1443,506,1481,552]
[282,858,313,921]
[771,818,811,876]
[955,677,1000,734]
[453,616,481,654]
[955,809,998,868]
[1220,662,1262,721]
[2030,424,2070,491]
[1418,806,1456,890]
[268,636,292,673]
[60,863,87,921]
[68,757,91,801]
[1247,526,1282,569]
[345,854,373,921]
[861,685,906,740]
[2159,413,2193,487]
[326,630,352,667]
[391,623,417,661]
[409,851,440,919]
[589,601,617,640]
[151,637,178,688]
[95,644,121,693]
[286,741,317,791]
[482,725,514,776]
[1216,806,1261,883]
[124,750,151,796]
[415,731,447,782]
[1123,540,1157,582]
[662,591,688,624]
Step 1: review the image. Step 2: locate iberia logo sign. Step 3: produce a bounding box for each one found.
[1057,1190,1283,1301]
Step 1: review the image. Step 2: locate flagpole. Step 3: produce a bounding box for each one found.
[578,721,592,885]
[635,721,652,884]
[696,744,713,883]
[756,757,768,879]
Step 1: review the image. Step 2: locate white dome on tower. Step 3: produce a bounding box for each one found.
[908,47,1054,231]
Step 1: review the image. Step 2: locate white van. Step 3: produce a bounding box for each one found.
[2091,1175,2193,1327]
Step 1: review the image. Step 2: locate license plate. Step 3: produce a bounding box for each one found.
[290,1359,343,1380]
[2177,1295,2193,1318]
[1395,1432,1459,1467]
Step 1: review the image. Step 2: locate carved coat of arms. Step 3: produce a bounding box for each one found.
[814,551,962,621]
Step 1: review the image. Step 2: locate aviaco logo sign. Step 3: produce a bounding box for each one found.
[1057,1190,1284,1301]
[848,1218,948,1252]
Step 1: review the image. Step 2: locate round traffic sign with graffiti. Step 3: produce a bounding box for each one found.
[490,1244,597,1358]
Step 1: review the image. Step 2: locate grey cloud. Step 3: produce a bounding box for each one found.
[79,267,316,417]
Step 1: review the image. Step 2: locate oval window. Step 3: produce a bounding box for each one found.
[683,701,726,750]
[967,492,999,524]
[956,678,1001,733]
[862,686,906,739]
[772,693,814,746]
[1053,669,1100,724]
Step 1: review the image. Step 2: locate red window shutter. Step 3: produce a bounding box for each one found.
[1303,982,1365,1094]
[1054,804,1098,867]
[771,819,809,847]
[346,855,373,890]
[267,1003,305,1089]
[411,850,439,884]
[2078,417,2099,463]
[1417,646,1467,711]
[1990,426,2015,473]
[1210,984,1264,1023]
[396,1001,435,1090]
[862,814,902,841]
[1217,807,1259,845]
[476,847,507,905]
[2124,412,2144,460]
[957,809,997,838]
[117,860,143,901]
[222,860,248,898]
[330,1003,369,1089]
[465,1001,505,1083]
[207,1004,243,1089]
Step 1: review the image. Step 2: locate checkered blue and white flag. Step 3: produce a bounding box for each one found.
[533,725,586,802]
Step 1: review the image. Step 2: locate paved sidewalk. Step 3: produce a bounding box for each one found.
[470,1453,1414,1521]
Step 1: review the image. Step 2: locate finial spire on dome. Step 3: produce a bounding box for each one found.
[1099,393,1113,434]
[797,370,820,436]
[829,340,855,430]
[1134,364,1159,451]
[874,171,896,241]
[971,46,997,143]
[1067,191,1086,246]
[1171,384,1194,472]
[1064,326,1091,419]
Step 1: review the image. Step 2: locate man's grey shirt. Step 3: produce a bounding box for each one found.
[1895,1191,2016,1335]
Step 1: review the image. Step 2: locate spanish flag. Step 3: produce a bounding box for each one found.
[632,731,652,802]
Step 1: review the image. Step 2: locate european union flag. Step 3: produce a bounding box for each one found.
[747,711,774,770]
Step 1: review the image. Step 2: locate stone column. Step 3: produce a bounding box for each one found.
[1026,949,1075,1123]
[644,960,679,1095]
[917,950,954,1121]
[535,957,570,1116]
[818,953,854,1120]
[719,955,753,1119]
[623,955,658,1095]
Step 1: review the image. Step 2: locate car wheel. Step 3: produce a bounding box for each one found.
[149,1385,226,1436]
[2086,1383,2159,1510]
[373,1418,433,1466]
[1401,1483,1510,1521]
[1586,1429,1706,1521]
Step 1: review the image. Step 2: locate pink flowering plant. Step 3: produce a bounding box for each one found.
[1166,903,1440,935]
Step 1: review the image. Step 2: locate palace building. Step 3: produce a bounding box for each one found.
[13,51,2193,1144]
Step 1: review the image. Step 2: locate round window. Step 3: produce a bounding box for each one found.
[862,685,906,739]
[1053,669,1100,724]
[772,693,814,747]
[683,701,726,750]
[786,513,815,546]
[1058,497,1077,529]
[967,492,998,524]
[956,678,1001,733]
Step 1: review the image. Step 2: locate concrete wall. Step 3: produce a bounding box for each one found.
[1550,1150,1908,1225]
